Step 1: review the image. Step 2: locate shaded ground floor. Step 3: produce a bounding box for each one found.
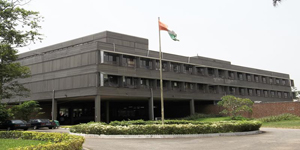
[38,96,217,125]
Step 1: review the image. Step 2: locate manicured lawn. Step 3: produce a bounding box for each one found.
[0,138,48,150]
[262,119,300,129]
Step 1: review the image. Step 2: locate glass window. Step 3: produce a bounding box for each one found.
[262,77,267,83]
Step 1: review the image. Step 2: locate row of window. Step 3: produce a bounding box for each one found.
[103,52,292,87]
[102,75,291,99]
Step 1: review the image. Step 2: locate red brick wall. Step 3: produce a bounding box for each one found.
[196,102,300,118]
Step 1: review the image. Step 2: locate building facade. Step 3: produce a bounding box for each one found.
[6,31,294,124]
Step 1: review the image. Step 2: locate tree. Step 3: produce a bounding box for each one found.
[0,103,9,122]
[0,0,42,101]
[9,100,43,121]
[217,95,254,119]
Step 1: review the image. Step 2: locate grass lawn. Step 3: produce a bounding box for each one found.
[262,119,300,129]
[0,138,48,150]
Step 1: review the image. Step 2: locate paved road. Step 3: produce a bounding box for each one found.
[83,128,300,150]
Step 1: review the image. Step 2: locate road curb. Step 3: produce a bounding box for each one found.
[70,130,262,139]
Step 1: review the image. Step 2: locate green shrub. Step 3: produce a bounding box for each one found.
[71,120,262,135]
[0,131,84,150]
[180,113,222,120]
[257,113,299,122]
[109,119,210,126]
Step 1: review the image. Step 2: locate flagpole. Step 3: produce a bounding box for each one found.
[158,17,165,125]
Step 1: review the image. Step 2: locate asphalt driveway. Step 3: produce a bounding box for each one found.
[83,128,300,150]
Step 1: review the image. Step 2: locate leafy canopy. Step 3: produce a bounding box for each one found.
[9,100,43,121]
[217,95,254,119]
[0,0,42,101]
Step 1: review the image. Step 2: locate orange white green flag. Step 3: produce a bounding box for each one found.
[159,21,179,41]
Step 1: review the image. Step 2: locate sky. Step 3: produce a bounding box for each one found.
[18,0,300,89]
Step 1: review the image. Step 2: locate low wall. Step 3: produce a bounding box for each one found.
[196,102,300,118]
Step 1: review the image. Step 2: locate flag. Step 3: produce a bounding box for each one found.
[159,21,179,41]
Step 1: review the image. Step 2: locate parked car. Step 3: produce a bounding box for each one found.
[0,120,31,131]
[29,119,55,129]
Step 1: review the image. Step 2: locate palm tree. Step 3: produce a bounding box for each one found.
[273,0,282,7]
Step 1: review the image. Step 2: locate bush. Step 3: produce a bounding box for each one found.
[257,114,299,123]
[180,113,222,120]
[0,131,84,150]
[109,120,208,126]
[71,120,262,135]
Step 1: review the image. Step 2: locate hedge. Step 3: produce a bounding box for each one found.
[71,120,262,135]
[0,131,84,150]
[257,113,299,123]
[109,119,208,126]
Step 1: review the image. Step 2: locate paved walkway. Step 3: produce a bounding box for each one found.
[82,128,300,150]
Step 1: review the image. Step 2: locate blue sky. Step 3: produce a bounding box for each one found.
[19,0,300,88]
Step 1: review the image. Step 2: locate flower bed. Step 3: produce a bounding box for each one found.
[71,120,262,135]
[0,131,84,150]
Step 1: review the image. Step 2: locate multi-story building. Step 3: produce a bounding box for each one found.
[6,31,294,124]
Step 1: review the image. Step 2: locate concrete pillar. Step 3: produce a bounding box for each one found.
[136,57,141,68]
[52,99,57,120]
[106,101,110,123]
[214,69,219,77]
[190,99,195,116]
[149,95,154,120]
[224,70,229,79]
[192,66,197,75]
[95,95,101,122]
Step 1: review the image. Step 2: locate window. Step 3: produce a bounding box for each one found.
[172,81,179,90]
[229,87,236,94]
[218,70,225,78]
[197,67,205,76]
[276,78,280,85]
[208,68,215,76]
[124,77,137,88]
[185,83,194,91]
[184,65,193,74]
[254,75,259,82]
[123,55,135,67]
[278,92,282,98]
[103,52,119,65]
[263,90,268,97]
[246,74,251,81]
[282,79,286,85]
[239,88,245,95]
[140,78,150,89]
[248,89,253,96]
[262,77,267,83]
[256,90,261,96]
[228,71,235,79]
[104,75,119,87]
[269,78,273,84]
[284,92,288,98]
[237,73,243,80]
[271,91,275,97]
[171,63,180,73]
[198,84,206,92]
[209,86,217,93]
[140,58,152,69]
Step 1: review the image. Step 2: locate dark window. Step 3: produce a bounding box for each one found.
[183,65,193,74]
[172,81,179,91]
[262,77,267,83]
[198,84,206,92]
[246,74,251,81]
[278,92,282,98]
[123,55,135,67]
[209,85,217,93]
[282,79,286,85]
[284,92,288,98]
[218,70,225,78]
[237,73,243,80]
[104,75,119,87]
[263,90,268,97]
[197,67,205,76]
[170,63,180,73]
[239,88,245,95]
[254,75,259,82]
[256,90,261,96]
[207,68,215,76]
[228,71,235,79]
[248,89,253,96]
[276,78,280,85]
[271,91,275,97]
[103,52,119,65]
[124,77,138,88]
[269,78,274,84]
[140,58,152,69]
[229,87,236,94]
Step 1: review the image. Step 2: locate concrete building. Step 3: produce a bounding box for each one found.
[6,31,294,124]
